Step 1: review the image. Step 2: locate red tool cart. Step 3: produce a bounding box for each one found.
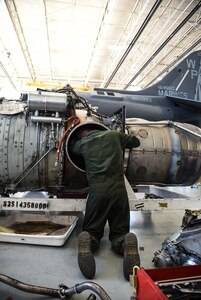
[135,265,201,300]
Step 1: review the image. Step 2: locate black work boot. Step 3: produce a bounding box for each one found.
[78,231,96,279]
[123,232,140,281]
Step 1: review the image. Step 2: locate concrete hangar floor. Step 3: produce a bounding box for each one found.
[0,185,200,300]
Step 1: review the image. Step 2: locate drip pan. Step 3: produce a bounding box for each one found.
[0,213,78,246]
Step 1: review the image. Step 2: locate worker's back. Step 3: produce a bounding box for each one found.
[73,130,140,188]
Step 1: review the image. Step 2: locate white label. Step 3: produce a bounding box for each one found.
[1,199,49,211]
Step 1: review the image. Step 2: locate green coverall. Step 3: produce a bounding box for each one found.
[72,129,140,255]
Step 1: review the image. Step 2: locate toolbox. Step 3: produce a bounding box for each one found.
[135,265,201,299]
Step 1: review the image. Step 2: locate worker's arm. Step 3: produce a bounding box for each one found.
[120,132,140,149]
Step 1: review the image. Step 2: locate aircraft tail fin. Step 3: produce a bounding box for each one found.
[140,50,201,102]
[95,51,201,103]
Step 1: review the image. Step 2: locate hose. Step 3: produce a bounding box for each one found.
[55,116,80,166]
[0,275,112,300]
[0,274,60,297]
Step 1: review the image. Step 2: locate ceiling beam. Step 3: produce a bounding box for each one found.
[4,0,36,81]
[84,0,112,85]
[0,34,20,90]
[141,27,201,88]
[43,0,53,81]
[104,0,162,88]
[0,59,17,90]
[124,0,201,90]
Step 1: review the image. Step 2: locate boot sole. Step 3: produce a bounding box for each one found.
[78,231,95,279]
[123,233,140,281]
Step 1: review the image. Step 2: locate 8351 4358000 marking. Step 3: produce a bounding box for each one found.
[1,199,49,211]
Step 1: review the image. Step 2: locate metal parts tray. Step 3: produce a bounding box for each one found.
[0,213,78,246]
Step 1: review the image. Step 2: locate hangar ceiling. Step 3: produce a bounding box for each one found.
[0,0,200,94]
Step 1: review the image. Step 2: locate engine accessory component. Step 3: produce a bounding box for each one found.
[31,116,62,123]
[182,209,201,227]
[153,210,201,268]
[0,274,111,300]
[27,92,68,112]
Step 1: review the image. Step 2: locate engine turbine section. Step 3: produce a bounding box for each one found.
[125,120,201,186]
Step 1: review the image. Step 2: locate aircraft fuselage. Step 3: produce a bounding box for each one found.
[77,91,200,124]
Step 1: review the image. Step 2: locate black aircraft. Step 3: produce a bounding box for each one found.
[77,51,201,127]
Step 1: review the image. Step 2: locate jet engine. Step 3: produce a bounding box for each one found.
[0,85,200,196]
